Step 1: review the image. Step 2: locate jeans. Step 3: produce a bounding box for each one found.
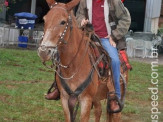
[101,38,121,99]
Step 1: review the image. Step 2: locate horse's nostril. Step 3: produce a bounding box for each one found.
[48,49,51,54]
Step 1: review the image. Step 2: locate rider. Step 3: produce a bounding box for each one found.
[45,0,131,112]
[75,0,131,111]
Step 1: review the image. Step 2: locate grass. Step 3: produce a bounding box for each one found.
[0,48,163,122]
[0,48,54,81]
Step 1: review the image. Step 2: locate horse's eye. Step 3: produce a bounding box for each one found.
[60,21,66,25]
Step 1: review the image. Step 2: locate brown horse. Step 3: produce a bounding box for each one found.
[38,0,128,121]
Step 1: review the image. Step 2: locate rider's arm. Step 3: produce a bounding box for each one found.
[76,0,87,28]
[111,0,131,41]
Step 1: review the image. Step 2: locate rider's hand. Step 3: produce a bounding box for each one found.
[105,35,116,47]
[81,19,89,27]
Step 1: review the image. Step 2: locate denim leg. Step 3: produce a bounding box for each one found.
[100,38,121,99]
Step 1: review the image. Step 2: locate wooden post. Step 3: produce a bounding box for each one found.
[0,0,6,20]
[31,0,36,14]
[144,0,162,34]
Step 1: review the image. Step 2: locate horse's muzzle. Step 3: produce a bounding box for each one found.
[37,45,56,62]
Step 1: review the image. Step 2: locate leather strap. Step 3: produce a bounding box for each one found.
[59,68,95,96]
[59,68,95,122]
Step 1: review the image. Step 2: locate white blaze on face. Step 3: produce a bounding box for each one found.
[41,28,60,47]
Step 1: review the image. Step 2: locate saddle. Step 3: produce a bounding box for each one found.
[83,23,132,79]
[89,33,132,78]
[89,35,111,78]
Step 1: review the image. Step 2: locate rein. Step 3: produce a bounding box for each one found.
[41,4,90,80]
[56,36,90,80]
[42,31,89,80]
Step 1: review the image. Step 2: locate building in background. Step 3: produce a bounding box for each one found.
[0,0,163,34]
[159,0,163,27]
[124,0,162,34]
[0,0,49,24]
[124,0,146,32]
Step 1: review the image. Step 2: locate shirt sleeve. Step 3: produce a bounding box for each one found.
[111,0,131,40]
[76,0,86,28]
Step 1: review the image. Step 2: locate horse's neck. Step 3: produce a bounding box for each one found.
[59,27,84,62]
[59,27,91,75]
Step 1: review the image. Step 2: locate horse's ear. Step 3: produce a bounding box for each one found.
[66,0,80,11]
[46,0,56,8]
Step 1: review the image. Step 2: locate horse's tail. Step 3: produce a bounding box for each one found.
[68,95,79,122]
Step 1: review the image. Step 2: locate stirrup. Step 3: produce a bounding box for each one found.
[47,81,57,94]
[107,92,124,113]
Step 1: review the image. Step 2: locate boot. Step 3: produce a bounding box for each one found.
[45,88,60,100]
[107,92,122,113]
[110,100,120,112]
[45,81,60,100]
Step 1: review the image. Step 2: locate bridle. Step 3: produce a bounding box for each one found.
[39,3,90,80]
[39,4,73,49]
[38,3,73,61]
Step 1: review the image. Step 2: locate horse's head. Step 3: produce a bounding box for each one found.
[38,0,80,62]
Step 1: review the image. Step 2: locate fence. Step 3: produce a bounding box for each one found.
[126,32,162,58]
[0,26,43,48]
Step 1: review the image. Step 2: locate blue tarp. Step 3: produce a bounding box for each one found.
[14,12,37,29]
[14,12,37,19]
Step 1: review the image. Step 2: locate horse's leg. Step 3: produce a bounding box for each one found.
[93,101,102,122]
[107,112,112,122]
[107,111,121,122]
[80,97,93,122]
[112,113,121,122]
[61,96,70,122]
[107,110,121,122]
